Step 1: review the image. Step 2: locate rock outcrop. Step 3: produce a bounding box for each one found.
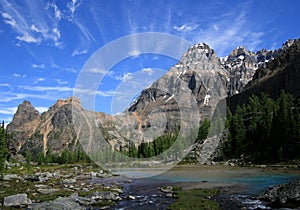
[262,180,300,208]
[6,101,40,154]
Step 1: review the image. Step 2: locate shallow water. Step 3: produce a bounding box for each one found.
[108,165,299,209]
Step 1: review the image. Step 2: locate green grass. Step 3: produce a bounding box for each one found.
[168,188,220,210]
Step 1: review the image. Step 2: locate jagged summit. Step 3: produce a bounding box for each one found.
[51,97,81,109]
[173,42,220,73]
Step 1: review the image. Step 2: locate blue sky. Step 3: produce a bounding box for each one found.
[0,0,299,125]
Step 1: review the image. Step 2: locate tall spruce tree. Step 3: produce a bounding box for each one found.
[0,121,8,171]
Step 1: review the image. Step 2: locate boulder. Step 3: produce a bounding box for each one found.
[37,188,60,195]
[2,174,22,181]
[3,194,32,207]
[33,196,84,210]
[263,180,300,208]
[160,186,173,193]
[89,191,121,201]
[62,178,76,184]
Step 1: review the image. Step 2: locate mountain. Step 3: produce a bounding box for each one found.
[222,45,281,96]
[227,39,300,111]
[6,38,299,158]
[7,97,91,156]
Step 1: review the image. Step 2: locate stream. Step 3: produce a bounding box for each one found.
[92,165,299,209]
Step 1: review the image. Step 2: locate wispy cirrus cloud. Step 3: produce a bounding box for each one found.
[50,59,77,73]
[0,107,17,115]
[0,0,61,46]
[54,79,68,85]
[190,9,264,56]
[173,24,199,32]
[0,0,83,47]
[32,63,45,69]
[13,73,26,78]
[72,49,88,56]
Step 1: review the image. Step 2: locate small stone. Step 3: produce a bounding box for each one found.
[62,178,76,184]
[166,193,173,198]
[2,174,21,181]
[128,195,136,200]
[34,184,48,189]
[112,188,123,194]
[90,171,97,177]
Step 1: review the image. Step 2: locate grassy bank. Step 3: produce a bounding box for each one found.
[168,188,220,210]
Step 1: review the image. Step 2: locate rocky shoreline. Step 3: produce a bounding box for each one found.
[0,164,299,209]
[0,164,129,209]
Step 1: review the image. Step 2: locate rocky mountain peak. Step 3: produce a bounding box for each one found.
[51,97,81,109]
[7,100,40,129]
[282,39,296,49]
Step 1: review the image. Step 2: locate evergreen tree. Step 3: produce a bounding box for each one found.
[0,121,8,171]
[196,119,210,143]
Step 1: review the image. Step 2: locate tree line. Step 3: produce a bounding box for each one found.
[224,91,300,163]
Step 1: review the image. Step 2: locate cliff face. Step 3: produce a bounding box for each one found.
[7,97,90,155]
[6,101,41,154]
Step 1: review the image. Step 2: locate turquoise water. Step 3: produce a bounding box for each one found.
[148,166,299,194]
[111,166,299,209]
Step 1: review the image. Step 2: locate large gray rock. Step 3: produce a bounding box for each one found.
[33,196,84,210]
[2,174,22,181]
[3,193,32,207]
[89,191,121,201]
[263,180,300,208]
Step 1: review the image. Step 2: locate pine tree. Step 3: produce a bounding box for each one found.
[196,119,210,143]
[0,121,8,171]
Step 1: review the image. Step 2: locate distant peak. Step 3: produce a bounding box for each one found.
[22,100,33,106]
[54,97,81,108]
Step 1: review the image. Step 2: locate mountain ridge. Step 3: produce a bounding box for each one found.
[6,38,300,157]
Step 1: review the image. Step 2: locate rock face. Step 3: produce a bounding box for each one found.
[263,180,300,208]
[6,101,40,154]
[221,46,281,96]
[7,97,97,155]
[227,38,300,111]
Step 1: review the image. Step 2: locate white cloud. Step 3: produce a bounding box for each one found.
[128,50,141,57]
[72,49,88,56]
[192,10,265,56]
[13,73,26,78]
[47,1,62,20]
[0,107,17,115]
[86,68,107,74]
[36,106,48,113]
[0,83,10,87]
[67,0,82,20]
[141,68,153,75]
[212,24,219,31]
[96,90,115,97]
[54,79,68,85]
[50,59,77,73]
[19,85,74,92]
[1,12,16,27]
[116,73,133,82]
[174,24,199,32]
[0,92,59,102]
[32,64,45,69]
[16,33,40,43]
[35,78,45,83]
[0,0,62,46]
